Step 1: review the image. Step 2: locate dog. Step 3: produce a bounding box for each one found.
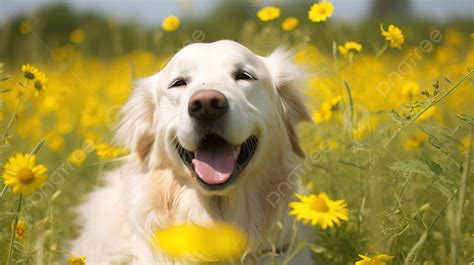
[72,40,311,264]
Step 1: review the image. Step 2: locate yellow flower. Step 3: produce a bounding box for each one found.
[2,153,48,196]
[70,29,86,44]
[21,63,39,80]
[19,20,32,34]
[95,143,129,160]
[162,15,180,32]
[403,132,427,151]
[338,41,362,57]
[289,193,349,229]
[67,254,86,265]
[47,134,65,152]
[352,124,368,140]
[401,81,420,99]
[68,149,87,167]
[154,223,248,262]
[80,101,106,128]
[281,17,299,31]
[418,106,436,121]
[34,71,47,95]
[355,254,394,265]
[14,219,26,239]
[380,24,404,49]
[312,95,341,123]
[257,6,280,22]
[308,1,334,23]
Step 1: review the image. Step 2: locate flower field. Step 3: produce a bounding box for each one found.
[0,1,473,264]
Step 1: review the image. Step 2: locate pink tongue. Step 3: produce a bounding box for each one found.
[192,143,235,185]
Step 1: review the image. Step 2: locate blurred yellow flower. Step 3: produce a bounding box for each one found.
[14,219,26,239]
[162,15,180,32]
[69,29,86,44]
[289,193,348,229]
[68,149,87,166]
[418,106,436,121]
[352,124,369,140]
[19,20,32,34]
[95,143,129,160]
[308,1,334,23]
[401,81,420,99]
[470,32,474,39]
[21,63,39,80]
[47,134,65,152]
[312,95,341,123]
[355,254,394,265]
[34,71,47,95]
[80,101,106,128]
[403,132,427,151]
[2,153,48,196]
[380,24,404,49]
[154,223,248,262]
[257,6,280,22]
[281,17,299,31]
[67,254,86,265]
[338,41,362,57]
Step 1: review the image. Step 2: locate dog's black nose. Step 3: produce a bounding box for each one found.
[188,89,228,121]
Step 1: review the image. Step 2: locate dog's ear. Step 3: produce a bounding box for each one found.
[114,73,159,162]
[264,49,311,158]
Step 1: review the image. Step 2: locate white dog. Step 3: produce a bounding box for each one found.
[72,40,311,264]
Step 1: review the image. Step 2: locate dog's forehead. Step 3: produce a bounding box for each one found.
[169,40,260,68]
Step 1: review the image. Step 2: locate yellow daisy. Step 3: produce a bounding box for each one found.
[355,254,394,265]
[2,153,48,196]
[95,143,129,160]
[154,223,248,262]
[281,17,299,31]
[67,254,86,265]
[338,41,363,57]
[289,192,349,229]
[21,63,39,80]
[380,24,404,49]
[308,1,334,23]
[257,6,280,22]
[162,15,180,32]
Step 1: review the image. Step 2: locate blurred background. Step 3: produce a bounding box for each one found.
[1,0,473,62]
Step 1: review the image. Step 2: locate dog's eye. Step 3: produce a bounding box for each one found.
[234,70,256,81]
[169,78,187,89]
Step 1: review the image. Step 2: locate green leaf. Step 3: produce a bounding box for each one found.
[427,160,443,175]
[387,160,433,176]
[457,114,474,126]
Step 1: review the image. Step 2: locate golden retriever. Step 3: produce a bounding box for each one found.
[72,40,311,264]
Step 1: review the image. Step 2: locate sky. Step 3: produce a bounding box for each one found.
[0,0,473,25]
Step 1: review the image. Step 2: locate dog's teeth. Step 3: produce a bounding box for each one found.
[234,146,241,157]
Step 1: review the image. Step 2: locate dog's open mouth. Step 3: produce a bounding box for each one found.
[176,134,258,190]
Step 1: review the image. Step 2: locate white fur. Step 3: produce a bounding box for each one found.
[72,40,311,264]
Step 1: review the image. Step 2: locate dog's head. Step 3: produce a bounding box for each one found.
[116,40,310,195]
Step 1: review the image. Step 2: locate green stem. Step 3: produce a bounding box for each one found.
[6,194,23,265]
[1,80,28,142]
[384,70,474,148]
